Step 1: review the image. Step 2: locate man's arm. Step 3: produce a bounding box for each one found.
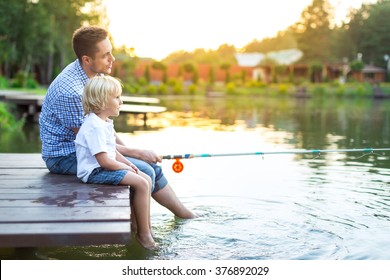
[115,133,162,164]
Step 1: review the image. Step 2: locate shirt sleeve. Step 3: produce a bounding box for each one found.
[84,126,108,156]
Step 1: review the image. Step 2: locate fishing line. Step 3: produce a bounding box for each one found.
[161,148,390,173]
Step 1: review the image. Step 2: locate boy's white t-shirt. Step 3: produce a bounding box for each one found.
[75,113,116,182]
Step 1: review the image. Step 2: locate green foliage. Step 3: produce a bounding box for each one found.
[241,69,247,83]
[158,83,168,95]
[310,63,323,73]
[0,103,24,131]
[162,44,237,66]
[208,67,215,85]
[312,85,326,96]
[0,0,106,85]
[350,60,365,71]
[123,82,140,94]
[188,84,197,95]
[173,83,183,95]
[137,76,148,86]
[0,76,9,88]
[278,84,289,95]
[242,30,297,53]
[182,63,195,73]
[292,0,333,64]
[167,78,179,87]
[355,84,369,96]
[151,61,166,71]
[162,69,168,84]
[335,84,346,96]
[146,84,157,95]
[225,71,231,84]
[288,71,295,83]
[192,69,199,84]
[144,66,150,83]
[10,71,39,88]
[226,82,236,95]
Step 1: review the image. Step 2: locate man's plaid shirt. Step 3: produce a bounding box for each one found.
[39,59,88,159]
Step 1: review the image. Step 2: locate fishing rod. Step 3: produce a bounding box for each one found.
[161,148,390,173]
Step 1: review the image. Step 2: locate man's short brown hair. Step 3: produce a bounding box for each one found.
[72,26,109,60]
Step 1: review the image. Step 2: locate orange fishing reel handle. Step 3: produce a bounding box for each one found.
[172,159,184,173]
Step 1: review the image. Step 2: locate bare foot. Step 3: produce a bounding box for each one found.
[178,211,199,219]
[136,233,159,250]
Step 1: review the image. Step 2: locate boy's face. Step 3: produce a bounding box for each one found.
[103,91,123,118]
[86,38,115,76]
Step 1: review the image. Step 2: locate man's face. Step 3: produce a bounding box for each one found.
[88,38,115,75]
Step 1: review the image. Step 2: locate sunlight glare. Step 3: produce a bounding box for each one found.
[104,0,377,60]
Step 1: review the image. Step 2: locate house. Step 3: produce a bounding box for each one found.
[351,65,386,83]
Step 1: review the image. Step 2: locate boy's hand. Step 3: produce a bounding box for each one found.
[129,163,139,174]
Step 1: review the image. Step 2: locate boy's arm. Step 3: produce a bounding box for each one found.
[116,150,139,173]
[95,152,135,172]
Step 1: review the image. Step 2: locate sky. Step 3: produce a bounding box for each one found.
[104,0,377,60]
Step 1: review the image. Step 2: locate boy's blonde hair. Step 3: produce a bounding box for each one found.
[82,76,122,115]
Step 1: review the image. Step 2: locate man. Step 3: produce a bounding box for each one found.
[39,26,196,219]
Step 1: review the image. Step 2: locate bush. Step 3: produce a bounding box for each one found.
[335,84,345,96]
[26,77,39,88]
[0,103,25,131]
[0,76,8,88]
[173,83,183,95]
[355,84,369,96]
[226,82,236,95]
[278,84,289,95]
[123,82,139,94]
[158,83,168,95]
[188,84,197,95]
[312,85,326,96]
[146,84,157,95]
[137,77,147,86]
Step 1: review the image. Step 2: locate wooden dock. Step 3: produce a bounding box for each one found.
[0,90,166,125]
[0,153,132,248]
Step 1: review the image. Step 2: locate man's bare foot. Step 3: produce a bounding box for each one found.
[136,233,158,250]
[178,211,199,219]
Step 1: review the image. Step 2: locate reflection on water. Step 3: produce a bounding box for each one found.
[1,96,390,259]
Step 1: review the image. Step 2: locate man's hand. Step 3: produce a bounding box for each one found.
[139,149,162,164]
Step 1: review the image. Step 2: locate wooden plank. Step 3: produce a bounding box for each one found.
[0,222,130,247]
[0,199,128,207]
[4,94,44,106]
[0,153,46,168]
[121,96,160,104]
[0,207,130,223]
[0,153,132,248]
[120,104,166,114]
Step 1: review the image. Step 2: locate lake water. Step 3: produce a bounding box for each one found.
[1,95,390,260]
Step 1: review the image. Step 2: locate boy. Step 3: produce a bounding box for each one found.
[75,76,156,250]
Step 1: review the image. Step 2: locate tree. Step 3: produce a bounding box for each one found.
[359,0,390,66]
[292,0,334,64]
[151,61,167,83]
[242,30,297,53]
[0,0,107,84]
[336,4,370,62]
[220,62,231,83]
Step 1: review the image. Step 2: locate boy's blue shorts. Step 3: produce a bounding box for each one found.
[87,167,128,185]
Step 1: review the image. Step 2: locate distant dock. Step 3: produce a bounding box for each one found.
[0,90,166,125]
